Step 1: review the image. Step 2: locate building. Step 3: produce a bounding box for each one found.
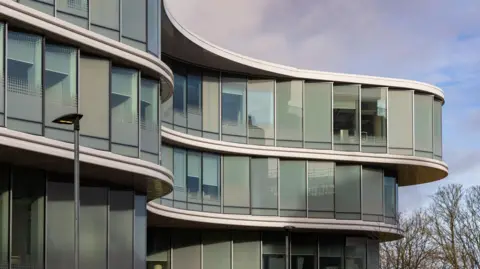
[0,0,447,269]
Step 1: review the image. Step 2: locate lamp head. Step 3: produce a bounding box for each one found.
[52,113,83,125]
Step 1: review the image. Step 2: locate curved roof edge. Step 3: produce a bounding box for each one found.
[162,0,444,101]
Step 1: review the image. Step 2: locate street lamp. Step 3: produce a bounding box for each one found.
[52,113,83,269]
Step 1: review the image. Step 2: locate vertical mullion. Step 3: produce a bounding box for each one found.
[138,72,141,158]
[218,71,222,140]
[108,62,112,151]
[245,77,248,143]
[220,155,224,213]
[385,88,389,154]
[305,161,309,218]
[273,80,277,147]
[331,84,334,150]
[302,80,305,148]
[358,85,362,152]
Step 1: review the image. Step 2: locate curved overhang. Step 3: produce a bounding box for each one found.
[0,0,174,102]
[162,127,448,186]
[147,202,403,241]
[0,127,173,201]
[162,0,444,102]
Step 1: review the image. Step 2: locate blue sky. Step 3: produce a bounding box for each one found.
[167,0,480,212]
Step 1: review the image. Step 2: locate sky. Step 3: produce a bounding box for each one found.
[166,0,480,212]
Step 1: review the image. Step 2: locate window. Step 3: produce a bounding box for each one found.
[333,85,360,151]
[134,195,147,269]
[304,82,332,149]
[111,67,139,157]
[276,80,303,147]
[202,72,220,138]
[361,87,387,152]
[147,0,160,56]
[7,31,43,135]
[362,168,383,222]
[57,0,88,18]
[233,231,261,269]
[173,68,187,128]
[334,165,361,220]
[222,76,247,142]
[90,0,120,33]
[173,149,187,208]
[388,90,413,155]
[172,230,201,269]
[122,0,147,43]
[0,24,4,124]
[187,151,202,209]
[203,231,231,269]
[187,69,202,131]
[263,233,286,269]
[160,146,173,203]
[345,238,366,269]
[384,175,396,222]
[433,99,442,159]
[223,156,250,214]
[202,153,220,211]
[44,44,77,142]
[319,239,343,269]
[109,190,134,269]
[279,160,306,217]
[251,158,278,216]
[140,78,159,163]
[79,56,109,150]
[247,79,274,145]
[307,161,334,218]
[414,94,433,157]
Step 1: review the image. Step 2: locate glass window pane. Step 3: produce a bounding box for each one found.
[433,99,442,158]
[147,228,170,269]
[202,72,219,135]
[0,24,5,123]
[223,156,250,212]
[263,232,285,269]
[279,160,306,217]
[111,67,139,157]
[44,44,77,142]
[0,166,8,267]
[163,96,173,126]
[384,176,396,218]
[7,31,43,135]
[79,56,109,150]
[388,90,413,155]
[333,85,359,151]
[80,186,108,269]
[173,149,186,206]
[345,238,366,269]
[304,82,332,149]
[57,0,88,18]
[203,231,231,269]
[122,0,147,42]
[415,94,433,157]
[12,168,45,269]
[276,80,303,147]
[251,158,278,215]
[362,168,383,221]
[172,230,200,269]
[233,231,260,269]
[335,165,361,219]
[361,87,387,152]
[173,67,187,128]
[202,153,220,206]
[187,69,202,131]
[91,0,119,31]
[367,239,379,269]
[222,76,247,138]
[109,190,134,269]
[292,234,316,269]
[160,145,173,201]
[141,78,159,163]
[147,0,159,56]
[308,161,334,216]
[134,195,147,269]
[187,151,202,206]
[248,79,274,144]
[46,180,74,269]
[319,239,343,269]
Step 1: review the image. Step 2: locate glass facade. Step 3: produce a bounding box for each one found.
[248,79,274,145]
[148,229,380,269]
[414,94,434,157]
[222,76,247,143]
[160,145,398,224]
[0,164,145,269]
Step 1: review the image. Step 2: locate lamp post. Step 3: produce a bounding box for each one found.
[52,113,83,269]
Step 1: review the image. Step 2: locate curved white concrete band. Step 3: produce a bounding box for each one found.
[148,202,403,239]
[0,127,174,200]
[162,127,448,186]
[163,0,444,101]
[0,0,174,102]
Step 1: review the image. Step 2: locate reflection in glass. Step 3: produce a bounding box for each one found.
[223,156,250,214]
[7,31,43,134]
[384,176,396,218]
[251,158,278,215]
[279,160,306,217]
[44,44,77,141]
[12,168,45,269]
[141,78,159,163]
[147,0,160,56]
[333,85,359,151]
[263,232,285,269]
[111,67,139,157]
[362,168,383,222]
[0,24,4,123]
[173,68,187,127]
[361,87,387,152]
[414,94,433,157]
[222,76,247,139]
[308,162,334,217]
[187,70,202,131]
[433,100,442,158]
[319,239,343,269]
[388,90,413,155]
[335,165,361,219]
[276,81,303,147]
[292,256,315,269]
[202,153,220,208]
[304,82,332,149]
[173,149,187,207]
[57,0,88,18]
[247,80,274,145]
[122,0,147,43]
[345,238,366,269]
[187,151,202,207]
[202,73,220,136]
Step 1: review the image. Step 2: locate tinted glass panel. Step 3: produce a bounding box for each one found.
[222,76,247,138]
[279,160,306,217]
[388,90,413,154]
[0,166,7,267]
[134,195,147,269]
[223,156,250,213]
[109,190,134,269]
[308,162,334,216]
[173,149,187,206]
[414,94,433,156]
[122,0,147,42]
[187,151,202,207]
[433,99,442,158]
[187,70,202,131]
[233,231,260,269]
[276,81,303,147]
[57,0,88,18]
[140,78,159,163]
[345,238,366,269]
[362,168,383,221]
[0,24,4,123]
[203,231,231,269]
[384,176,396,218]
[248,80,274,144]
[361,87,387,152]
[251,158,278,215]
[304,82,332,149]
[333,85,359,151]
[202,72,219,135]
[202,153,220,207]
[173,68,187,128]
[91,0,120,31]
[147,0,160,56]
[335,165,361,219]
